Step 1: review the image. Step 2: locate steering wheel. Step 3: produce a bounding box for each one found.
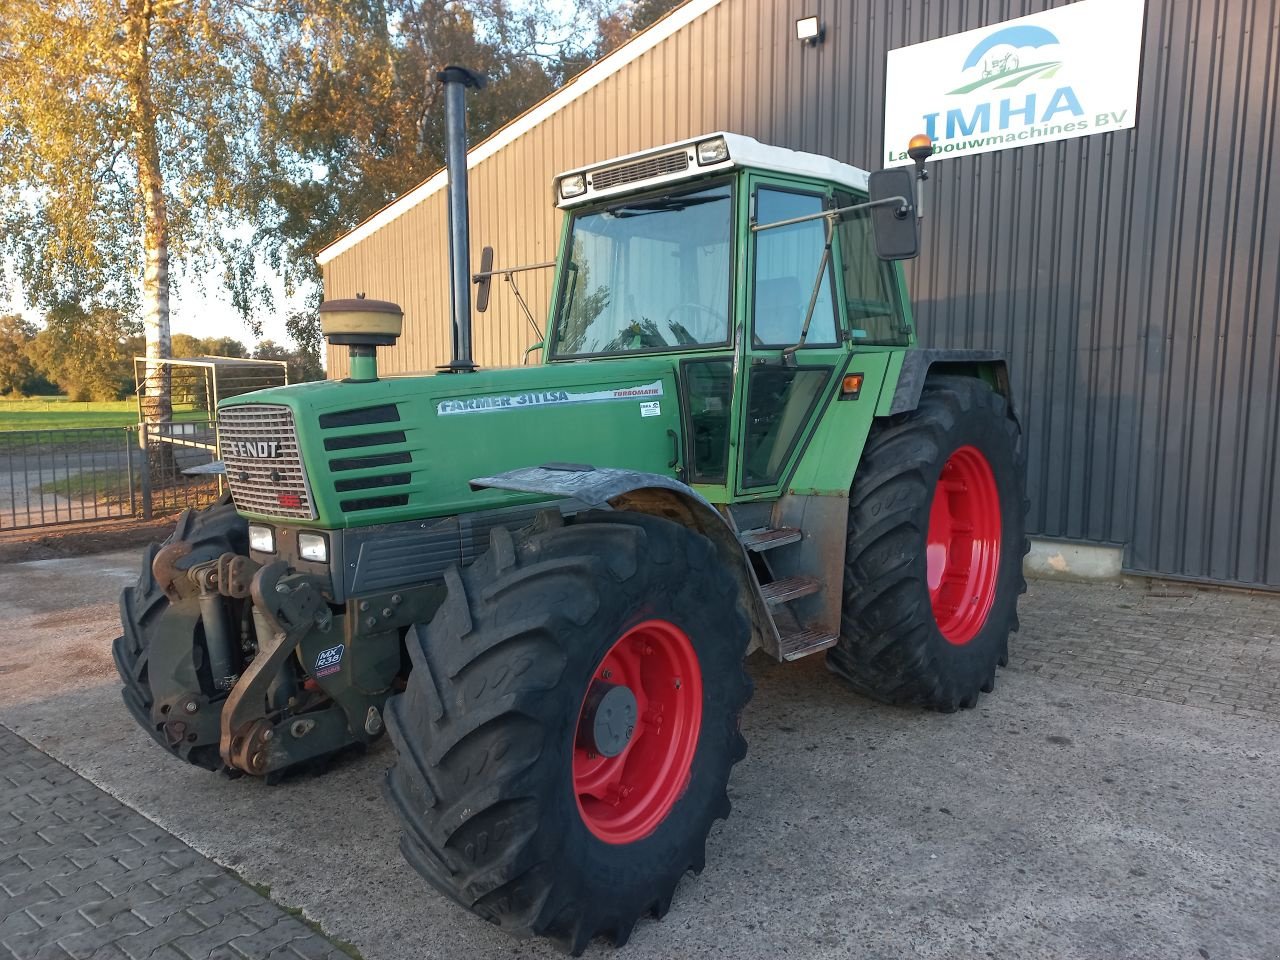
[663,302,725,344]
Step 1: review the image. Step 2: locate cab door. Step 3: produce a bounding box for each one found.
[735,176,851,498]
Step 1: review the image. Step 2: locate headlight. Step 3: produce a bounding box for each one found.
[696,136,730,165]
[297,532,329,563]
[559,173,586,199]
[248,524,275,554]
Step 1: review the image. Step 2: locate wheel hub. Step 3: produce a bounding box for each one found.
[577,680,638,758]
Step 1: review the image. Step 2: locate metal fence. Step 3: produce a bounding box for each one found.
[133,356,289,423]
[0,423,222,531]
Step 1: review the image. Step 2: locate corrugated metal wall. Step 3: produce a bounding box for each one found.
[323,0,1280,588]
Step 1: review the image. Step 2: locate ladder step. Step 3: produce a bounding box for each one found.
[760,576,821,605]
[779,629,839,661]
[739,526,802,552]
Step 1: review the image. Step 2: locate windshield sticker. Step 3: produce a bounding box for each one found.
[437,381,664,416]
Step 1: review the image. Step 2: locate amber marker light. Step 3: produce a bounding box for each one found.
[840,373,865,400]
[907,134,935,163]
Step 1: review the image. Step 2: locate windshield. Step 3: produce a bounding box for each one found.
[550,183,733,356]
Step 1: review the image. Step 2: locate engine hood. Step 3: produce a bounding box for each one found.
[216,357,684,528]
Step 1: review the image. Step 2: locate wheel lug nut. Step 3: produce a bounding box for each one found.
[184,700,198,714]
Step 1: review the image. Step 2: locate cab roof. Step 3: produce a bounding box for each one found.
[555,132,871,208]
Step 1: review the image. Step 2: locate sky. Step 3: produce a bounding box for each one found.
[3,255,311,351]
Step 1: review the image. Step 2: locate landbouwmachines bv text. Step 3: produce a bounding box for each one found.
[116,66,1027,953]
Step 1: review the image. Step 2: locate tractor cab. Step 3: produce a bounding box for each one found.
[496,132,923,499]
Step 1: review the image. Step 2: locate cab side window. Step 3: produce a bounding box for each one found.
[835,190,910,345]
[752,188,838,347]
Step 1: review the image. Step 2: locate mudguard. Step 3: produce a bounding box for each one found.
[470,465,777,655]
[885,348,1017,419]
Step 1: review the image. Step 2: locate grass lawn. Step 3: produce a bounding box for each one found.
[0,399,208,433]
[0,399,137,431]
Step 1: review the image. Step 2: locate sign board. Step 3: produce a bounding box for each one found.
[883,0,1146,166]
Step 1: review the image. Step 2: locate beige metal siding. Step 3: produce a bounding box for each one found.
[325,0,823,376]
[322,0,1280,589]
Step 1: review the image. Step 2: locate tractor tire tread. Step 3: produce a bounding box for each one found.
[385,511,751,954]
[112,494,246,769]
[829,376,1028,711]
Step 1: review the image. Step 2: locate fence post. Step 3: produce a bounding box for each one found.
[125,428,137,518]
[137,421,153,521]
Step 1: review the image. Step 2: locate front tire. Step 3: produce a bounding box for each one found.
[384,511,752,954]
[829,375,1028,711]
[112,495,248,769]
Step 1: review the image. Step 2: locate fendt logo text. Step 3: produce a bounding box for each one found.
[227,440,281,459]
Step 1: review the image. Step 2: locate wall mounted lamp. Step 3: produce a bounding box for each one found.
[796,15,825,46]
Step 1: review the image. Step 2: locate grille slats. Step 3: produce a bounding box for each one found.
[218,404,316,520]
[591,151,689,191]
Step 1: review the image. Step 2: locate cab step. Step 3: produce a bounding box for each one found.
[739,526,803,552]
[760,576,821,605]
[778,628,839,661]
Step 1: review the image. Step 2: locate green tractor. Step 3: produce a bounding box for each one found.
[114,68,1027,954]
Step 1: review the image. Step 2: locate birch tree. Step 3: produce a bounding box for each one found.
[0,0,271,421]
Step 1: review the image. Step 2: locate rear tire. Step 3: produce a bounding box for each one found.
[112,495,247,769]
[828,375,1028,711]
[384,511,752,955]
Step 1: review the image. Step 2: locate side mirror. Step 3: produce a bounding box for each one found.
[474,245,495,313]
[867,168,918,261]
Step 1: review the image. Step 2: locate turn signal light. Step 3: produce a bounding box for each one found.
[840,373,864,400]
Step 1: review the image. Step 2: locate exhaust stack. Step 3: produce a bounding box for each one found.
[437,65,486,373]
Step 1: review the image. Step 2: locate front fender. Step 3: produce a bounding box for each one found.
[470,465,776,656]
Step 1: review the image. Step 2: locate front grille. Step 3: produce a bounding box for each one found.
[591,151,689,191]
[218,404,316,520]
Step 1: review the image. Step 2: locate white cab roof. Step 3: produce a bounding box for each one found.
[556,132,871,207]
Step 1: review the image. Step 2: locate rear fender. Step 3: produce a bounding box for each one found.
[881,349,1018,421]
[470,465,776,656]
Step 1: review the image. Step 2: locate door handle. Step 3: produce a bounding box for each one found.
[666,429,686,482]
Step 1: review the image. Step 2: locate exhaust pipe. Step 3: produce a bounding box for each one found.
[437,65,486,373]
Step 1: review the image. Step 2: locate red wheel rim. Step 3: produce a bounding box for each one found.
[573,619,703,844]
[926,445,1002,645]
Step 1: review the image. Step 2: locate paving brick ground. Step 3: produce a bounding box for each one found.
[1014,577,1280,722]
[0,726,351,960]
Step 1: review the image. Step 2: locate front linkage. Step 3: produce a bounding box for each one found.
[118,498,435,778]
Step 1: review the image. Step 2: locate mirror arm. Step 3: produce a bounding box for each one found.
[505,273,544,342]
[781,216,835,365]
[471,258,554,349]
[472,259,557,279]
[751,195,912,233]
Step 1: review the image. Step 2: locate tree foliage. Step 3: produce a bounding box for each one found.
[0,314,41,396]
[253,338,324,383]
[26,303,141,401]
[0,0,660,397]
[172,333,249,358]
[255,1,608,281]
